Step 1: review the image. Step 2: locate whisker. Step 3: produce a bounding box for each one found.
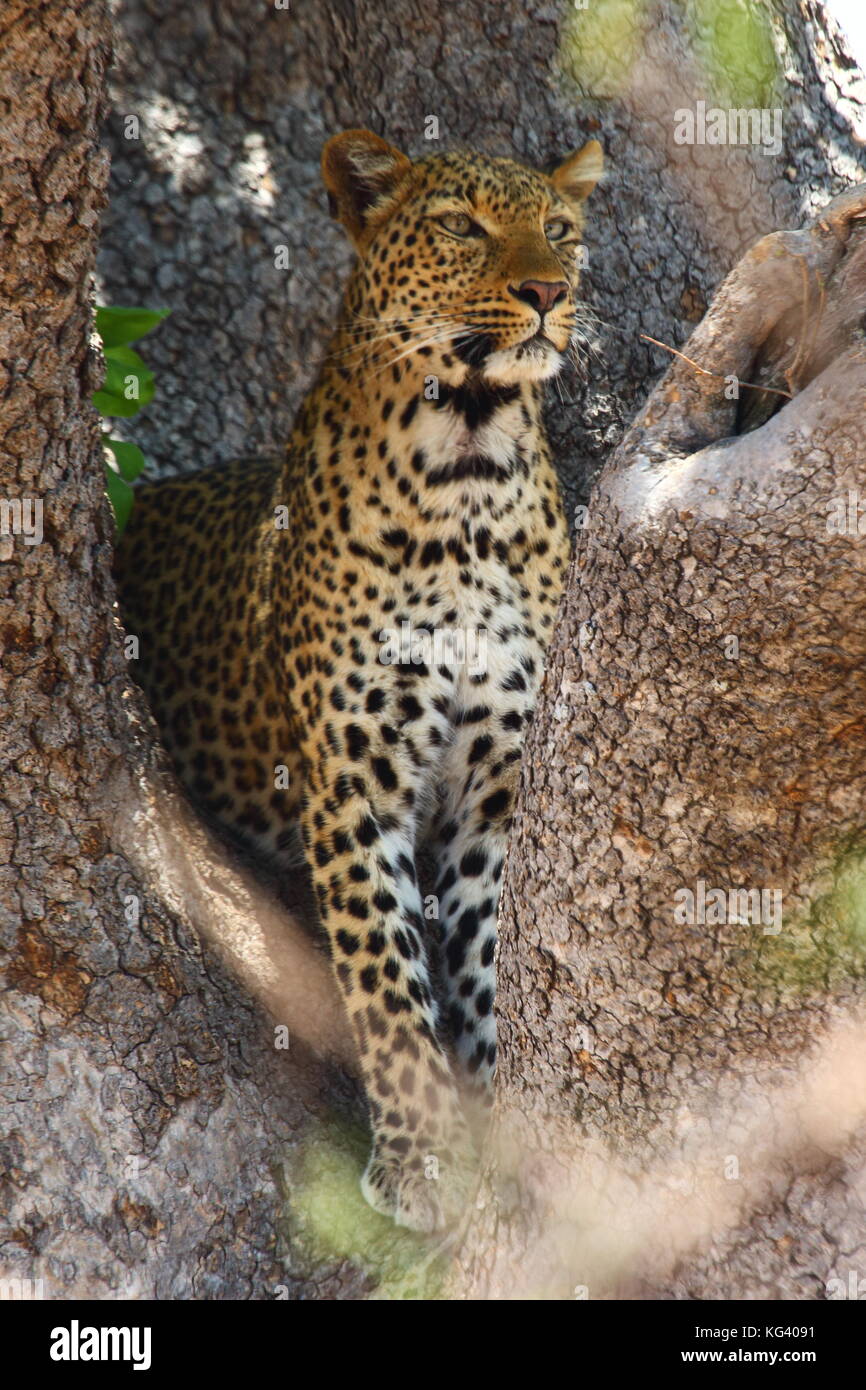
[366,320,471,366]
[374,326,472,371]
[345,308,472,330]
[372,324,474,376]
[318,316,471,366]
[339,316,463,339]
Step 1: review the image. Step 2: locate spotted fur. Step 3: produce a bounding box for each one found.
[115,129,603,1231]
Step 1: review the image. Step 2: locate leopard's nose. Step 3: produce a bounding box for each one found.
[508,279,569,315]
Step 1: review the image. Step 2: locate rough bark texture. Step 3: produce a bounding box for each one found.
[2,0,866,1300]
[0,0,366,1303]
[452,195,866,1300]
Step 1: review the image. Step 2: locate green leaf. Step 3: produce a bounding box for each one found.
[96,305,170,349]
[93,344,155,418]
[104,436,147,482]
[687,0,778,111]
[94,304,166,529]
[559,0,648,100]
[105,466,135,534]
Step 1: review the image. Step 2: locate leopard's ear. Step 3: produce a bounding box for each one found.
[550,139,604,203]
[322,130,413,248]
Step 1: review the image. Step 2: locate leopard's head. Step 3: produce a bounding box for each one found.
[322,130,603,387]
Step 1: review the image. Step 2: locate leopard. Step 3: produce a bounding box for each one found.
[114,128,604,1231]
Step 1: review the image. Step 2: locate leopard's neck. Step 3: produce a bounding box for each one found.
[290,341,549,531]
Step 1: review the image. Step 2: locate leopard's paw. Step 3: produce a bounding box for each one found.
[361,1143,476,1233]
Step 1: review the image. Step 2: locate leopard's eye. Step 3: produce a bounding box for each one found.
[545,219,571,241]
[438,212,478,237]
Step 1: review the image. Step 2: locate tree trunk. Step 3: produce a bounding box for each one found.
[3,0,866,1299]
[0,0,362,1302]
[452,194,866,1300]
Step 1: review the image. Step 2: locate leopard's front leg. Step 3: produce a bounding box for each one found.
[429,628,549,1101]
[430,721,526,1099]
[299,721,475,1232]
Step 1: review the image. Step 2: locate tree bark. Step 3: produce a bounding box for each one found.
[3,0,866,1300]
[0,0,362,1302]
[452,192,866,1300]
